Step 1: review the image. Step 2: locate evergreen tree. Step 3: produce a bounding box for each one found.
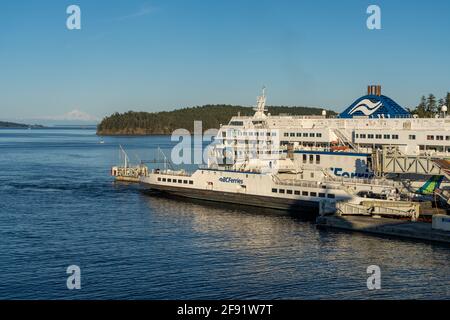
[413,95,427,118]
[97,105,337,135]
[426,94,437,115]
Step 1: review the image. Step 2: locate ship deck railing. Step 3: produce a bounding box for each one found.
[324,176,402,188]
[272,176,340,190]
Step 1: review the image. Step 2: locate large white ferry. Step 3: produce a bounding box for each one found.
[131,85,450,215]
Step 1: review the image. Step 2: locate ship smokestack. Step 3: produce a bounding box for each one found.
[367,85,382,96]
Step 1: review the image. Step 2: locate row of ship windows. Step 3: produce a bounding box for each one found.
[302,155,321,164]
[271,188,335,198]
[222,139,275,144]
[427,135,450,141]
[284,132,323,138]
[157,177,194,185]
[224,131,450,142]
[222,131,277,137]
[356,134,400,140]
[233,150,281,155]
[357,134,450,141]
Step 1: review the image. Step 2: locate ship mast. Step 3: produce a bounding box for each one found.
[119,145,129,169]
[253,86,268,119]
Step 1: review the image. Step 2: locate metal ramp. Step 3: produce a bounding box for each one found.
[432,159,450,178]
[435,188,450,206]
[333,129,359,151]
[335,201,420,221]
[431,160,450,205]
[373,148,450,206]
[374,148,450,180]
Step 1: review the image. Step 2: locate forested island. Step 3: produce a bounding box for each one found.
[0,121,43,129]
[97,104,336,136]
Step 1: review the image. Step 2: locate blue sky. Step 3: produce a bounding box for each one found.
[1,0,449,122]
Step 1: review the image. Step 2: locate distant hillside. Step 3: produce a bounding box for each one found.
[0,121,43,128]
[97,105,336,136]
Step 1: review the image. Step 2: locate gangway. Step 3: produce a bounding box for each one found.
[335,201,420,221]
[333,129,359,151]
[374,148,450,180]
[373,148,450,206]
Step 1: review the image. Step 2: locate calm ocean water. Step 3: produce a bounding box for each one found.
[0,128,449,300]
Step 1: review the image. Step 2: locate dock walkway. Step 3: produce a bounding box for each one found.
[316,215,450,244]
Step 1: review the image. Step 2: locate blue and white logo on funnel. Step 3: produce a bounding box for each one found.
[349,99,383,116]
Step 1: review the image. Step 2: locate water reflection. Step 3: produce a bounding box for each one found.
[1,129,448,299]
[142,194,450,299]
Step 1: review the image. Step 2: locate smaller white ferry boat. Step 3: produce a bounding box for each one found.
[139,166,411,215]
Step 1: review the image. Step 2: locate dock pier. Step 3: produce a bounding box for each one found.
[317,201,450,244]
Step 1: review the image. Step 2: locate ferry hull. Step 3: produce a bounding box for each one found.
[141,183,320,214]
